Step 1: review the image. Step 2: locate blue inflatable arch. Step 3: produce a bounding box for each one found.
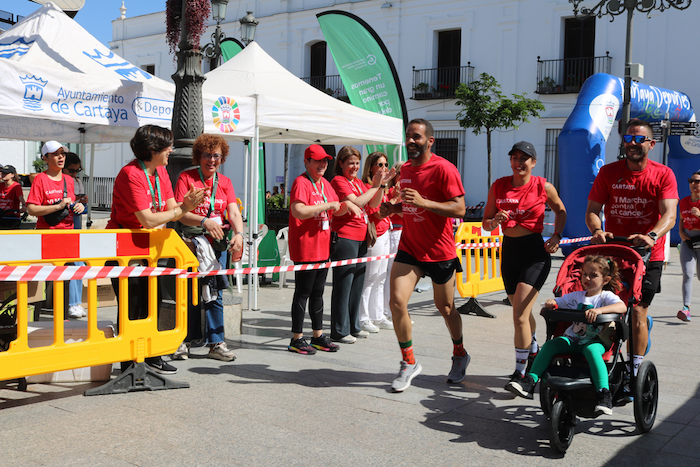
[558,73,697,244]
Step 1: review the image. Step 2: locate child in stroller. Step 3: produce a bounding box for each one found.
[506,254,626,415]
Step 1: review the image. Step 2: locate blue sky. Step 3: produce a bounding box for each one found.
[2,0,166,46]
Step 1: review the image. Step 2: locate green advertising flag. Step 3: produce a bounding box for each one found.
[220,38,245,63]
[317,11,407,166]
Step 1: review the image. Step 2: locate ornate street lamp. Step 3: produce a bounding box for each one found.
[201,0,228,70]
[240,11,258,45]
[570,0,692,158]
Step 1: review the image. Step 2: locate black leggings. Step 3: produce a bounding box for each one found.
[291,265,329,334]
[501,233,551,294]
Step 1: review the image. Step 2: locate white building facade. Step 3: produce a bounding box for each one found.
[6,0,699,209]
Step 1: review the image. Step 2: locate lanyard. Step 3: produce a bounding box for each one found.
[138,160,161,213]
[345,177,364,197]
[198,167,218,217]
[305,171,327,203]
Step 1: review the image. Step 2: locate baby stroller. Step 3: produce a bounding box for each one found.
[538,241,658,453]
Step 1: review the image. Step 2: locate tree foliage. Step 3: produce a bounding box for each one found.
[455,73,545,190]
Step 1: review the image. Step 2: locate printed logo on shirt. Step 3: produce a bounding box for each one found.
[612,183,636,190]
[403,203,426,223]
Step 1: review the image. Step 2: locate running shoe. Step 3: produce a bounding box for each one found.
[391,361,422,392]
[310,334,339,352]
[678,306,691,322]
[594,388,613,416]
[208,342,236,361]
[67,305,83,319]
[447,352,471,383]
[505,373,535,399]
[145,356,177,375]
[172,342,190,360]
[288,337,317,355]
[375,318,394,330]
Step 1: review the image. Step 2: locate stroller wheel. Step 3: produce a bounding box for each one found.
[539,382,554,417]
[634,360,658,433]
[549,399,576,453]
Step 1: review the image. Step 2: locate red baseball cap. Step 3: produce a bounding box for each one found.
[304,144,332,161]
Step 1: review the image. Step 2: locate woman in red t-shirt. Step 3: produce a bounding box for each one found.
[329,146,394,343]
[482,141,566,394]
[107,125,208,376]
[287,144,346,355]
[0,164,26,229]
[173,133,244,362]
[359,152,395,333]
[677,170,700,322]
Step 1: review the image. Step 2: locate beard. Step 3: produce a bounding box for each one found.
[407,142,426,160]
[625,145,647,163]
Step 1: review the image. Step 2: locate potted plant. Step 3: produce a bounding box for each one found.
[29,158,46,184]
[537,76,556,93]
[265,193,289,232]
[413,82,430,99]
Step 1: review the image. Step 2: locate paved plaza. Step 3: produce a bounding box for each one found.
[1,247,699,466]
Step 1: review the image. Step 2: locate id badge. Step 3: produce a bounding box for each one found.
[322,220,329,230]
[211,216,223,226]
[363,212,369,224]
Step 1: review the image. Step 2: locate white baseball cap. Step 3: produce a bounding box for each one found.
[41,140,68,157]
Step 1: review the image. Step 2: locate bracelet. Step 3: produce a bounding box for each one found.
[200,217,207,227]
[380,184,387,189]
[233,232,243,238]
[592,228,602,234]
[552,232,561,239]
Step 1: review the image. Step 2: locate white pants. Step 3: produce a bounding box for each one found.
[360,229,391,324]
[383,228,402,320]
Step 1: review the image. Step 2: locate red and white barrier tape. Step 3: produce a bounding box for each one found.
[0,235,594,282]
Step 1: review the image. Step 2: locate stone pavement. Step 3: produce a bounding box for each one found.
[1,247,700,466]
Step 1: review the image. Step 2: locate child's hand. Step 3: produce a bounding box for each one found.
[543,299,558,310]
[585,307,602,323]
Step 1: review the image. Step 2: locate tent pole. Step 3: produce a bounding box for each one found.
[243,141,249,222]
[87,143,95,228]
[251,100,260,311]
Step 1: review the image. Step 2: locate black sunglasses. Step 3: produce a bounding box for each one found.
[689,179,700,184]
[374,162,388,168]
[67,168,82,174]
[623,135,652,144]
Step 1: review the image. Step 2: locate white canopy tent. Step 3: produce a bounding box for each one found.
[202,42,404,308]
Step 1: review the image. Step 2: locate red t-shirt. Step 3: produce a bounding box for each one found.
[0,182,22,212]
[331,175,368,241]
[27,172,75,230]
[106,160,174,229]
[680,196,700,231]
[289,173,339,263]
[398,154,465,262]
[174,168,236,224]
[387,186,403,230]
[365,182,391,237]
[492,175,547,233]
[588,159,678,262]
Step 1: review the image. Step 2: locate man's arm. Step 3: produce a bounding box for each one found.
[628,198,678,248]
[401,188,465,218]
[585,199,612,243]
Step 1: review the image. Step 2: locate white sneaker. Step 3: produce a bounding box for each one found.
[76,305,87,317]
[208,342,236,361]
[331,335,357,344]
[375,319,394,330]
[67,305,83,319]
[172,342,190,360]
[391,361,422,392]
[361,321,379,333]
[352,330,370,338]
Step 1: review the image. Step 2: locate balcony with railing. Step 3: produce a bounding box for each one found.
[536,53,612,94]
[300,74,349,101]
[412,64,474,100]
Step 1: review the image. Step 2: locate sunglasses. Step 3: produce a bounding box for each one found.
[67,168,82,174]
[623,135,652,144]
[202,153,222,160]
[689,179,700,184]
[374,162,388,168]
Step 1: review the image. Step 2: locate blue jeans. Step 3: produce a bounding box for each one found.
[330,237,367,339]
[185,250,228,345]
[69,261,86,307]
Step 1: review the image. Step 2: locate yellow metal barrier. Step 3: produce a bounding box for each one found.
[455,222,504,318]
[0,229,197,389]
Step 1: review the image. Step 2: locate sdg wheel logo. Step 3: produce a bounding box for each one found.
[212,97,241,133]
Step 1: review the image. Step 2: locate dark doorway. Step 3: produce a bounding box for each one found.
[437,30,461,98]
[310,42,327,90]
[563,17,595,91]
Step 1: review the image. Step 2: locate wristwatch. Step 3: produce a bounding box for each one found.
[647,231,658,245]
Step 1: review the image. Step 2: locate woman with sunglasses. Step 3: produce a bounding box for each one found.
[172,133,244,362]
[359,151,395,333]
[482,141,566,393]
[678,170,700,322]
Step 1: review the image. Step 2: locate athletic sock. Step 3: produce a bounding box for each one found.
[400,340,416,365]
[632,354,643,376]
[515,348,529,375]
[530,333,538,355]
[452,336,466,357]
